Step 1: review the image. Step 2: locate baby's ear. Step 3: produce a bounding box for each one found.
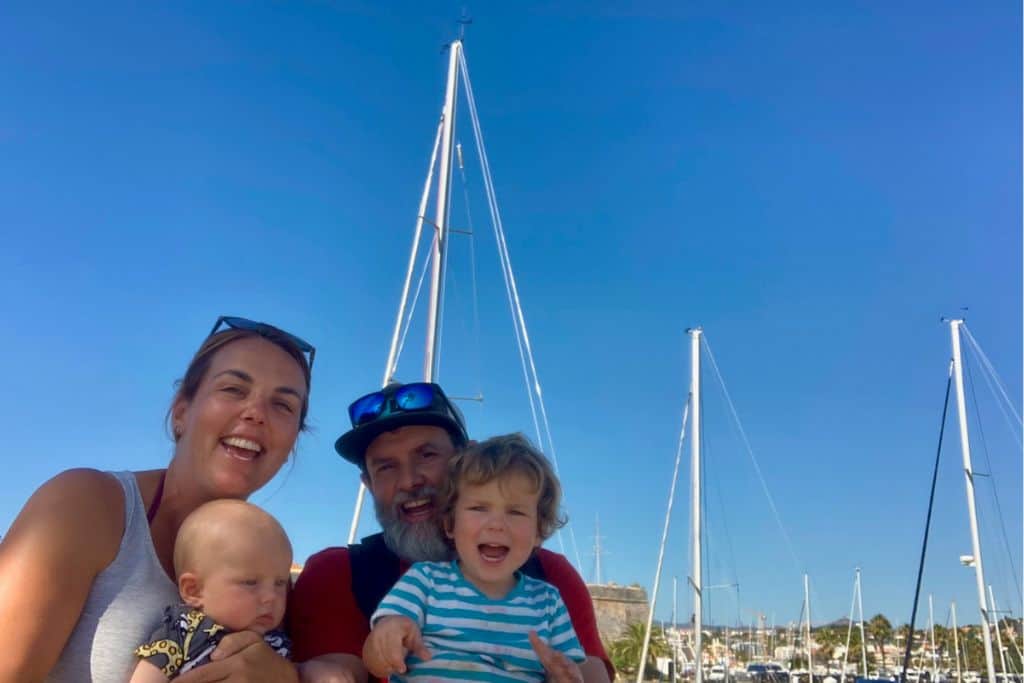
[178,572,203,608]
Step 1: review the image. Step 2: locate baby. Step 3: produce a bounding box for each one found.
[363,433,587,681]
[129,499,292,681]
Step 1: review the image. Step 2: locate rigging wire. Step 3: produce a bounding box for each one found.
[636,393,691,683]
[458,51,539,444]
[454,142,485,403]
[964,348,1024,615]
[900,363,954,683]
[701,345,748,633]
[701,335,804,578]
[961,325,1023,447]
[458,49,583,570]
[433,180,453,382]
[393,234,436,379]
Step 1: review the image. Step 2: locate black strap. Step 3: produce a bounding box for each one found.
[349,532,548,621]
[147,471,166,524]
[349,533,402,621]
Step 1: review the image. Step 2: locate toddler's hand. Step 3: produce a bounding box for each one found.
[363,615,431,678]
[528,630,584,683]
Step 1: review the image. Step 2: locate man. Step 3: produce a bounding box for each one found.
[289,381,612,682]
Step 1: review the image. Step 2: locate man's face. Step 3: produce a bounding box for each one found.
[362,425,456,562]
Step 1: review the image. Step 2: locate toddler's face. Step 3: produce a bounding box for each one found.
[448,472,541,599]
[193,534,291,634]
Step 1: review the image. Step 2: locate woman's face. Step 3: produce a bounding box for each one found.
[172,336,307,499]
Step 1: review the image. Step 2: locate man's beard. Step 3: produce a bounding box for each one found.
[375,486,452,562]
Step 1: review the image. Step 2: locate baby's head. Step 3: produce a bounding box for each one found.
[173,499,292,634]
[440,433,567,595]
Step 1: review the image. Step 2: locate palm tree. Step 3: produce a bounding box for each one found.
[814,627,842,664]
[609,622,670,679]
[841,626,875,674]
[867,614,894,671]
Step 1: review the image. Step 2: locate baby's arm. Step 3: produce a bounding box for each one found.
[362,615,430,678]
[128,659,171,683]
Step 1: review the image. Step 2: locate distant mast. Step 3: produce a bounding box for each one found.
[948,319,997,683]
[690,327,704,683]
[804,574,812,680]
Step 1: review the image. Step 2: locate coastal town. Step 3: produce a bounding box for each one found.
[587,582,1023,682]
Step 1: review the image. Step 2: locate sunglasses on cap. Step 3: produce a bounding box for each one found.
[209,316,316,371]
[348,382,464,431]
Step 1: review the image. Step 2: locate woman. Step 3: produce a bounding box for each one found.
[0,317,314,683]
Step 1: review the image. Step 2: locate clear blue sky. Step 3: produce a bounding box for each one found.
[2,2,1020,629]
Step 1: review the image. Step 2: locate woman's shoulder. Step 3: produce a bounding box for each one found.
[40,468,125,514]
[11,468,127,559]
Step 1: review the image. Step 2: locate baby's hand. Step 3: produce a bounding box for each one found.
[362,615,430,678]
[298,658,358,683]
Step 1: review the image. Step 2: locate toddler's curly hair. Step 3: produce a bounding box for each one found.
[441,432,567,541]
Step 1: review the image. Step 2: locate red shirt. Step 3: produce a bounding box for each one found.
[289,546,613,680]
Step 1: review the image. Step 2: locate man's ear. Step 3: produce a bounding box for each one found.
[179,572,203,608]
[360,471,371,489]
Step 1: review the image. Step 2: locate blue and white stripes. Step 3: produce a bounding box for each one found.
[371,560,585,682]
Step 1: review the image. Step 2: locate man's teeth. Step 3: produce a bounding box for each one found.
[402,498,431,511]
[222,436,262,454]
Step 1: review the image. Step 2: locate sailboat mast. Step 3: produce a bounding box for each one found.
[988,586,1008,676]
[930,595,938,681]
[857,570,867,678]
[949,319,997,683]
[690,327,703,683]
[952,602,962,683]
[674,576,679,683]
[841,570,859,683]
[424,39,461,381]
[804,574,813,681]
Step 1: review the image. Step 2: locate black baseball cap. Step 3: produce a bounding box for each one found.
[334,381,468,468]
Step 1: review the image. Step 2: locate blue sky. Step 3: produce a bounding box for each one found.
[2,2,1020,629]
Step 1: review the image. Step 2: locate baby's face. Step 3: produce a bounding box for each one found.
[194,534,291,634]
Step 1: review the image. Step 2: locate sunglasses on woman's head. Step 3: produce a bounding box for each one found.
[209,316,316,371]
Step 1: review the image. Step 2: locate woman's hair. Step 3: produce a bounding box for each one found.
[440,432,567,541]
[166,327,313,438]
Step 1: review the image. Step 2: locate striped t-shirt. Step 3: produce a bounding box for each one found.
[370,560,586,682]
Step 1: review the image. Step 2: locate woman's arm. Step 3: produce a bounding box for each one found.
[0,469,123,682]
[174,631,300,683]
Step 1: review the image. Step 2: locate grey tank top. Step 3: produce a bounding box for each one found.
[46,470,179,682]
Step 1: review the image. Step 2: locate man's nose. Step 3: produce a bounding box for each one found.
[397,462,425,491]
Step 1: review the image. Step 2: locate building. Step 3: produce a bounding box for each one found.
[588,582,650,644]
